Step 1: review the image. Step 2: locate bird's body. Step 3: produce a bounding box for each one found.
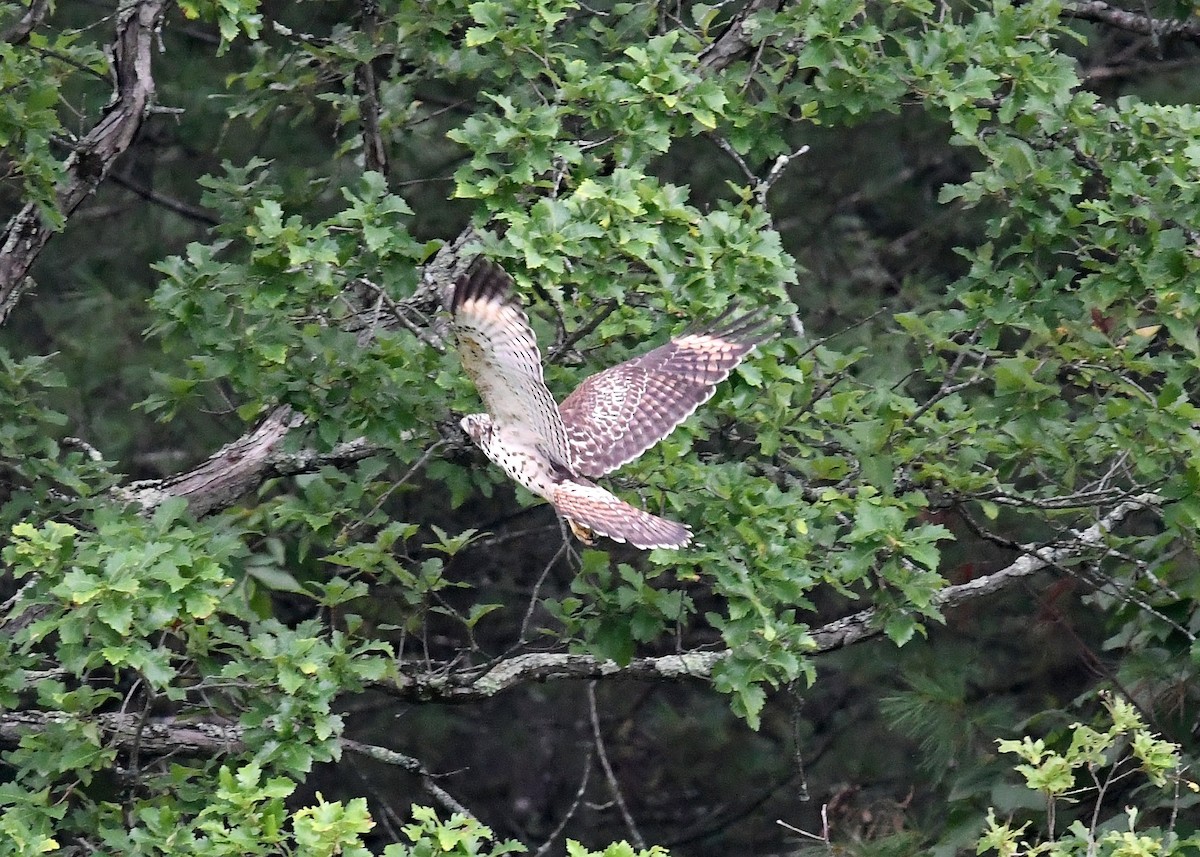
[450,258,769,549]
[460,414,561,498]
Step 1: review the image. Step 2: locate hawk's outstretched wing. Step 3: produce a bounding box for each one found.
[451,259,572,462]
[558,310,771,478]
[549,477,691,549]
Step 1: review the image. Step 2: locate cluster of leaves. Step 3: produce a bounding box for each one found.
[146,165,438,449]
[979,695,1198,857]
[0,501,391,848]
[392,806,669,857]
[0,19,106,226]
[0,349,112,528]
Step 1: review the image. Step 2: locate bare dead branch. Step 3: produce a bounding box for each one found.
[116,406,304,517]
[0,0,170,325]
[115,417,411,516]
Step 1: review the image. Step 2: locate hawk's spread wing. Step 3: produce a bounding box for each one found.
[550,477,691,549]
[451,259,571,461]
[558,310,770,478]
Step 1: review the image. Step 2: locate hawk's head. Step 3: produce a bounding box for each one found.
[460,413,495,449]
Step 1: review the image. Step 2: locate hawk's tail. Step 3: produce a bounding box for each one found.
[550,478,691,550]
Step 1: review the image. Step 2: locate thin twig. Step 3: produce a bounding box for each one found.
[341,738,476,820]
[755,145,809,205]
[534,752,594,857]
[517,539,570,645]
[548,298,620,361]
[587,681,646,850]
[709,134,756,185]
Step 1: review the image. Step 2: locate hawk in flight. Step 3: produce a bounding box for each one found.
[450,258,768,549]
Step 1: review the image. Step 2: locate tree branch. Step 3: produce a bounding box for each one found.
[1,0,50,44]
[342,738,474,819]
[355,0,389,176]
[0,710,246,756]
[1063,0,1200,44]
[699,0,783,72]
[0,711,473,820]
[116,406,305,517]
[109,227,479,518]
[109,169,220,226]
[0,0,169,325]
[383,493,1157,701]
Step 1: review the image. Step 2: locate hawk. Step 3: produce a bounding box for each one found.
[450,258,769,549]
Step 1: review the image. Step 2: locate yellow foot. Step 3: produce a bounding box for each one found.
[567,518,596,545]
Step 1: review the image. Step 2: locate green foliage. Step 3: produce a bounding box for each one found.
[178,0,263,48]
[979,695,1199,857]
[147,167,434,448]
[0,24,106,227]
[0,504,392,842]
[4,0,1200,852]
[388,805,525,856]
[0,348,112,527]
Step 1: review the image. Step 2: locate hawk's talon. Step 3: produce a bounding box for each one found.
[568,518,597,545]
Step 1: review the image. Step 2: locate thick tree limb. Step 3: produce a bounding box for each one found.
[0,0,169,325]
[385,494,1157,701]
[1064,0,1200,43]
[1,0,50,44]
[699,0,784,72]
[0,710,246,756]
[115,412,399,517]
[117,406,305,517]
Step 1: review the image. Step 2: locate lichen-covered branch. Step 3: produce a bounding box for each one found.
[384,493,1157,701]
[0,710,246,756]
[1064,0,1200,43]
